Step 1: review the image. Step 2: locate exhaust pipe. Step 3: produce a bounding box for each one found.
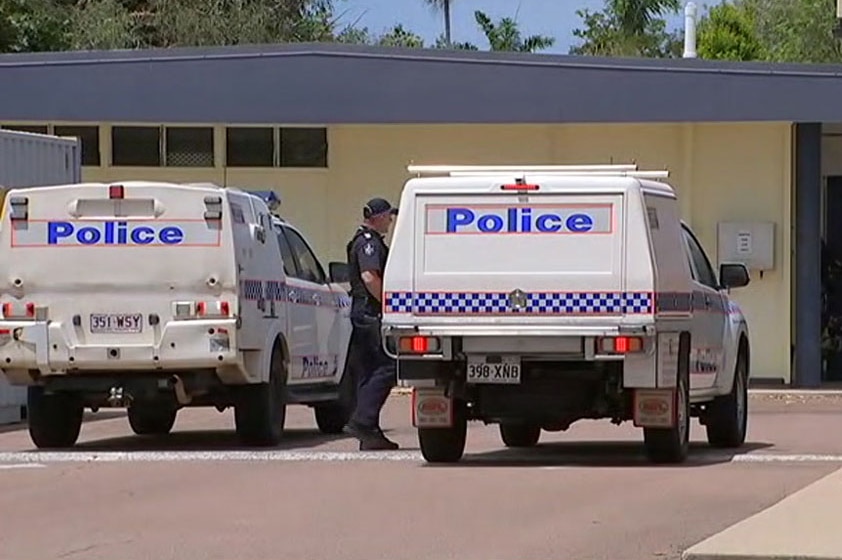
[170,375,192,405]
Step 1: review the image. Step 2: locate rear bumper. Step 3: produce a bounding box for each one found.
[0,319,242,384]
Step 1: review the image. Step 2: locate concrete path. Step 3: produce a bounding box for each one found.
[683,467,842,560]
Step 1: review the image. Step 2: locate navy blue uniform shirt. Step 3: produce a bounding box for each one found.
[346,225,389,319]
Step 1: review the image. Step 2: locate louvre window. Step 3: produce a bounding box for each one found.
[279,127,327,168]
[2,124,48,134]
[54,126,101,166]
[165,127,214,167]
[112,126,161,166]
[226,127,274,167]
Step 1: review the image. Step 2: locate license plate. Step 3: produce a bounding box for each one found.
[466,355,521,384]
[90,313,143,334]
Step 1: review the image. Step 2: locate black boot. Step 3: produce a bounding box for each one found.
[343,421,399,450]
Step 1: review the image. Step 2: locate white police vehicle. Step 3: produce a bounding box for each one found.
[0,181,354,448]
[382,164,751,464]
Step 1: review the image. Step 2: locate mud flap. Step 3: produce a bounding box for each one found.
[411,388,453,428]
[633,388,677,428]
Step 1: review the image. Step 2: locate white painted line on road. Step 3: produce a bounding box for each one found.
[0,450,424,463]
[0,462,46,470]
[2,450,842,465]
[731,453,842,463]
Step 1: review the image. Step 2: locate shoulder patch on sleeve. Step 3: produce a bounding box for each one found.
[363,243,375,256]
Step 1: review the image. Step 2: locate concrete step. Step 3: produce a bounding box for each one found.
[683,467,842,560]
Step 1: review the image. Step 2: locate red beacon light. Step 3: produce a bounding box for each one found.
[500,180,540,192]
[109,185,125,199]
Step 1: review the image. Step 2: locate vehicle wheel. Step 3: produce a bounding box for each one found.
[418,400,467,463]
[128,405,177,436]
[643,336,690,464]
[499,423,541,448]
[314,364,357,434]
[705,344,748,448]
[235,343,287,446]
[27,386,84,449]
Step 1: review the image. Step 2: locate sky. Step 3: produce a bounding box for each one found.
[337,0,687,54]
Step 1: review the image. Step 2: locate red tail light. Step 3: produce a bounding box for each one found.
[109,185,124,199]
[598,336,644,354]
[399,336,441,354]
[2,302,35,319]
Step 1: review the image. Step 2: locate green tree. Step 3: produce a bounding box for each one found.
[424,0,454,46]
[472,10,555,52]
[745,0,842,63]
[0,0,72,53]
[570,0,682,57]
[376,24,425,48]
[695,1,765,61]
[69,0,138,50]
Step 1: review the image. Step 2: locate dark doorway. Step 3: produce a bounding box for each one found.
[822,176,842,380]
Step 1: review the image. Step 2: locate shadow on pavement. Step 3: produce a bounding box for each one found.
[6,426,349,453]
[425,440,775,469]
[0,410,127,435]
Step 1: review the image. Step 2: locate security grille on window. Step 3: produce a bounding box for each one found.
[226,127,274,167]
[54,126,100,166]
[165,127,214,167]
[112,126,161,166]
[279,127,327,168]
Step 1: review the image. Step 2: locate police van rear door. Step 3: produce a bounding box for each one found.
[412,174,636,325]
[0,181,234,348]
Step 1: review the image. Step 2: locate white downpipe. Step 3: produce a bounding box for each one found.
[683,1,698,59]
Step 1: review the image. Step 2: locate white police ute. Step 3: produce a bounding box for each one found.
[0,181,354,448]
[381,164,751,464]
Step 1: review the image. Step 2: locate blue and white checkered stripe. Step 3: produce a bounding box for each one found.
[385,291,653,315]
[239,279,349,309]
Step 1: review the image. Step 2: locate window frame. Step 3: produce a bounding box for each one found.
[279,127,328,168]
[681,224,719,290]
[164,126,214,168]
[281,225,327,284]
[111,125,162,167]
[53,125,101,167]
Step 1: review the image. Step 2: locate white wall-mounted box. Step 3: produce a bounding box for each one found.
[717,221,775,271]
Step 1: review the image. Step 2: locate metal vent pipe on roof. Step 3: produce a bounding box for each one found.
[683,1,698,59]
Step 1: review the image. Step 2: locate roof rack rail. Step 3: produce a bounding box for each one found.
[447,170,670,178]
[406,164,668,179]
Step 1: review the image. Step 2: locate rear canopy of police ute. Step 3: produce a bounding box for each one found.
[0,181,236,292]
[386,173,656,324]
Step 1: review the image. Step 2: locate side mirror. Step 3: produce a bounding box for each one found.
[719,263,750,289]
[329,261,350,284]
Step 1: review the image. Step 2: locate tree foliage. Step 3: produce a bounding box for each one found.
[570,0,682,58]
[695,0,842,63]
[695,1,766,61]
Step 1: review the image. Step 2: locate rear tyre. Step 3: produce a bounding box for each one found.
[235,343,287,446]
[418,400,467,463]
[27,387,84,449]
[128,405,177,436]
[643,335,691,464]
[499,423,541,448]
[705,343,749,448]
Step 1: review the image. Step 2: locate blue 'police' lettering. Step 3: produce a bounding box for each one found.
[445,207,596,233]
[47,221,186,246]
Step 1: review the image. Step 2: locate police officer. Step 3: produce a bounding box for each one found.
[342,197,400,450]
